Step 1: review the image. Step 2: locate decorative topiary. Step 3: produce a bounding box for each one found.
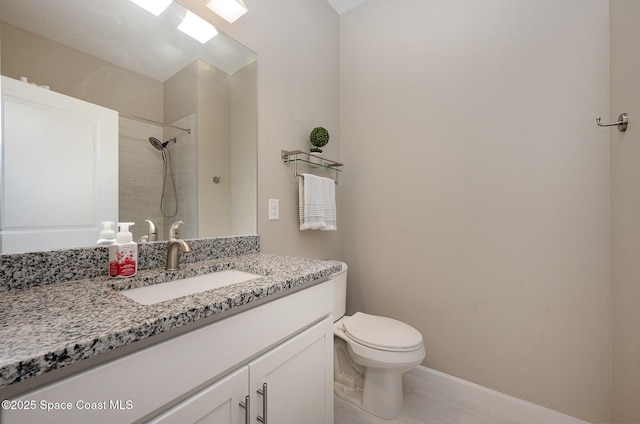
[309,127,330,153]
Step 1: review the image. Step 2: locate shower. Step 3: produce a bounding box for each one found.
[149,136,178,218]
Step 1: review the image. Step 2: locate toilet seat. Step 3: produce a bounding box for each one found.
[342,312,423,352]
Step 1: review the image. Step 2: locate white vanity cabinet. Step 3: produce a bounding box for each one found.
[2,281,333,424]
[151,317,333,424]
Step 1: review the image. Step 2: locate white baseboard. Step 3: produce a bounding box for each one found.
[410,366,590,424]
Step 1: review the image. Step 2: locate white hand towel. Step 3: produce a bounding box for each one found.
[299,173,337,231]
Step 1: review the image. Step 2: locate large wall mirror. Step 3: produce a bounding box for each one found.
[0,0,257,253]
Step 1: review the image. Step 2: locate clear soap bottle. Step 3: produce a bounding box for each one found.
[97,221,116,245]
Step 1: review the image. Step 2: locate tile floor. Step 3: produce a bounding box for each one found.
[334,368,525,424]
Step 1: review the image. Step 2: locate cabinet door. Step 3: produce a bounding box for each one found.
[149,367,249,424]
[249,318,333,424]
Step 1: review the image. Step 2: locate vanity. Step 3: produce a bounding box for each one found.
[0,241,339,424]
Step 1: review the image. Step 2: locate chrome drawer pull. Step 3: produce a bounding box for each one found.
[257,383,268,423]
[239,395,250,424]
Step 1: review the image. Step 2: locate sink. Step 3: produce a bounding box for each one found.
[119,270,262,305]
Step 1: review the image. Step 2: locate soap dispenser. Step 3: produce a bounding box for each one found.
[109,222,137,278]
[97,221,116,245]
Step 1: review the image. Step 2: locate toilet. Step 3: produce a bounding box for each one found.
[331,261,426,420]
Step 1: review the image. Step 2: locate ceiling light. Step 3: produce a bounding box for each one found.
[128,0,173,16]
[178,11,219,44]
[206,0,248,23]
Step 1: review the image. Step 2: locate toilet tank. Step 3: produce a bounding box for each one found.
[331,261,348,321]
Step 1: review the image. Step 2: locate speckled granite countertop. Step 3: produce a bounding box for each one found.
[0,253,340,389]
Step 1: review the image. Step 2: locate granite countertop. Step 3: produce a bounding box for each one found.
[0,253,340,389]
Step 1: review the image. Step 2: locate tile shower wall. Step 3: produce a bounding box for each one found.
[163,114,197,239]
[119,114,197,242]
[119,117,165,242]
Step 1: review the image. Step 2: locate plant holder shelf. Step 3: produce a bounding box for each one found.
[281,149,343,184]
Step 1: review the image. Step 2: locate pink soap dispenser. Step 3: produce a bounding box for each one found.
[109,222,138,278]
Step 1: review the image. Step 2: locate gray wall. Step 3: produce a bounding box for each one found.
[611,1,640,422]
[180,0,342,260]
[340,1,610,422]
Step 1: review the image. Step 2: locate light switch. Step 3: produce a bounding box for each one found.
[268,199,279,220]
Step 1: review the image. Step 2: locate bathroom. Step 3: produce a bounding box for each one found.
[0,0,637,423]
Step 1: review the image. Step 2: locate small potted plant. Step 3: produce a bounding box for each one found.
[309,127,329,154]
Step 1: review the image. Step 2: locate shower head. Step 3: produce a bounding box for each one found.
[149,137,165,150]
[148,137,177,150]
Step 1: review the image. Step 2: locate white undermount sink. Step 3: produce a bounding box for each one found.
[119,270,262,305]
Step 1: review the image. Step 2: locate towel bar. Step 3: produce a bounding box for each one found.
[281,149,343,184]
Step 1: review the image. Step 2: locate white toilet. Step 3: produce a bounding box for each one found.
[331,261,426,420]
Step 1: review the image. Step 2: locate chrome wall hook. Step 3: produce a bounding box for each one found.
[596,113,628,132]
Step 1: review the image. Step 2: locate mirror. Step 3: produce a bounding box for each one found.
[0,0,257,253]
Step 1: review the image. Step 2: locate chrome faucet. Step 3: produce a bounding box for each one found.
[166,239,191,271]
[138,219,158,243]
[166,221,190,271]
[169,220,184,240]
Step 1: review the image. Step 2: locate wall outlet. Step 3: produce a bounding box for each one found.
[268,199,279,220]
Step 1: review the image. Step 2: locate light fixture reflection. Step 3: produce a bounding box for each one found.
[206,0,248,23]
[178,10,219,44]
[128,0,172,16]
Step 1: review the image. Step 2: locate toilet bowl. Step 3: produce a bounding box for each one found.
[331,262,426,421]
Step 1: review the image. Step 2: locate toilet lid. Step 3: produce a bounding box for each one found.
[343,312,423,351]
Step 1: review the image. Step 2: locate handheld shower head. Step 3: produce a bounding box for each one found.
[149,137,177,150]
[148,135,179,217]
[149,137,165,151]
